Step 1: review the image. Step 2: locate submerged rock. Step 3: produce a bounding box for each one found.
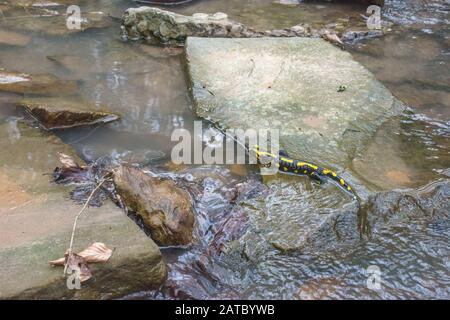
[0,70,78,96]
[352,115,450,190]
[19,97,120,130]
[341,30,384,43]
[365,179,450,235]
[0,121,167,299]
[208,206,249,257]
[113,165,195,246]
[3,11,112,36]
[1,0,70,7]
[46,54,85,74]
[0,29,31,46]
[212,177,450,299]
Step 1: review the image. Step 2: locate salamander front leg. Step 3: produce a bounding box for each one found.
[278,150,290,157]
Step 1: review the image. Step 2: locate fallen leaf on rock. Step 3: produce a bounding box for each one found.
[58,152,81,169]
[64,252,92,282]
[322,32,343,46]
[49,242,113,266]
[77,242,113,263]
[53,152,90,185]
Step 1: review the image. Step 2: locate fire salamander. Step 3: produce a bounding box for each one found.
[252,145,356,197]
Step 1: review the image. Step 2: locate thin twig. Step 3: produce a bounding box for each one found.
[63,174,110,275]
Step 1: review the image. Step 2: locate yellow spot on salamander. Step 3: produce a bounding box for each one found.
[347,186,352,191]
[340,179,345,186]
[297,162,306,166]
[294,170,298,174]
[280,157,293,163]
[323,169,330,174]
[331,172,337,177]
[276,163,280,168]
[283,167,288,171]
[304,170,307,174]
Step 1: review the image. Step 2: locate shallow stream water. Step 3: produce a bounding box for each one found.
[0,0,448,299]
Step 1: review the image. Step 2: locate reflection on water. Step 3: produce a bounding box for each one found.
[351,0,450,119]
[171,0,368,30]
[0,0,195,161]
[353,113,450,190]
[0,0,449,299]
[350,28,450,119]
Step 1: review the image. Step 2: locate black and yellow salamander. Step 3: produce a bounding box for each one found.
[252,145,356,198]
[204,119,357,199]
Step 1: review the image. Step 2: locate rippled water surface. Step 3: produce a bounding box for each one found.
[0,0,449,299]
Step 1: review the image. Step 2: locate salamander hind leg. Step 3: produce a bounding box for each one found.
[309,171,325,184]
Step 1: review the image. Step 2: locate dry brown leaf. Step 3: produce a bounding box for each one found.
[49,256,66,266]
[323,33,343,46]
[66,252,92,282]
[77,242,113,263]
[49,242,113,266]
[58,152,80,169]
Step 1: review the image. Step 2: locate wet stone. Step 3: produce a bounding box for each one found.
[18,97,120,130]
[0,122,167,299]
[0,29,32,46]
[122,7,263,43]
[183,36,408,296]
[113,165,195,246]
[0,70,78,96]
[352,116,450,190]
[46,54,86,75]
[186,37,405,167]
[365,178,450,234]
[341,30,384,43]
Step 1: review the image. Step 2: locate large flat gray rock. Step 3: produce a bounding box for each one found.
[185,37,406,279]
[186,37,404,168]
[0,122,167,299]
